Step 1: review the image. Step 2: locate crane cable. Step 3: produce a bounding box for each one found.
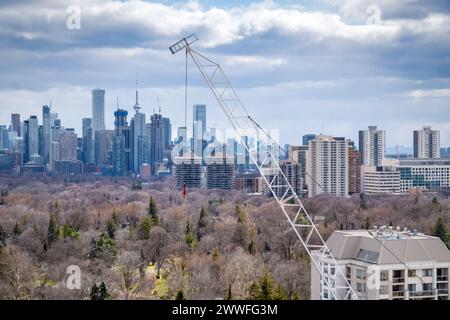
[246,115,441,299]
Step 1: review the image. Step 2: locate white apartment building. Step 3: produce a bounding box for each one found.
[306,135,348,197]
[399,159,450,193]
[311,228,450,300]
[359,126,385,167]
[414,126,440,159]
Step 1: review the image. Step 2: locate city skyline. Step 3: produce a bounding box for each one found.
[0,1,449,146]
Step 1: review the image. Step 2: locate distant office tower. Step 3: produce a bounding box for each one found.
[50,141,60,165]
[302,134,316,146]
[150,113,164,165]
[112,108,129,176]
[38,125,44,158]
[27,115,39,158]
[205,152,235,190]
[306,135,349,197]
[175,157,202,189]
[42,105,51,164]
[359,126,385,166]
[0,125,8,150]
[92,89,106,132]
[11,114,20,137]
[59,129,78,161]
[288,145,308,195]
[112,134,126,176]
[193,104,206,158]
[414,126,440,159]
[162,117,172,150]
[82,118,94,163]
[348,141,361,194]
[95,130,115,166]
[131,89,147,173]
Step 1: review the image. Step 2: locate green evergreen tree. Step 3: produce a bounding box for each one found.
[47,213,59,245]
[175,289,185,300]
[249,271,286,300]
[263,241,271,252]
[148,196,159,226]
[99,282,110,300]
[139,216,153,240]
[13,222,22,236]
[197,207,209,241]
[432,196,440,206]
[89,237,98,260]
[185,221,196,249]
[90,283,100,300]
[433,217,449,248]
[0,223,6,246]
[106,216,118,239]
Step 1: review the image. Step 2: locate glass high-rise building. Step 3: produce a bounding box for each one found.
[42,105,51,164]
[92,89,106,132]
[193,104,206,158]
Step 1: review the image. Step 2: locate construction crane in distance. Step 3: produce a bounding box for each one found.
[169,34,358,300]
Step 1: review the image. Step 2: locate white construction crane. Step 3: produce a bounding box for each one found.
[169,34,358,300]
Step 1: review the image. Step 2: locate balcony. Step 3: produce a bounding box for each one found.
[409,290,435,297]
[392,291,405,298]
[392,277,405,284]
[437,275,448,282]
[438,289,448,295]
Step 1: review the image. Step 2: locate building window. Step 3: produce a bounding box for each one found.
[380,285,389,295]
[423,269,433,277]
[346,266,351,279]
[408,269,416,277]
[408,284,416,293]
[330,267,335,275]
[357,283,366,293]
[380,270,388,281]
[356,269,366,280]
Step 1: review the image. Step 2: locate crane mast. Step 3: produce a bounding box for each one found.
[170,34,358,300]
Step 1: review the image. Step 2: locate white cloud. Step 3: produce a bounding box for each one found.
[407,88,450,99]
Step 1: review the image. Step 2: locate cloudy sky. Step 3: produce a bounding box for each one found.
[0,0,449,148]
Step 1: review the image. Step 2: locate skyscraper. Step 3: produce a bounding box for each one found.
[42,105,51,164]
[92,89,106,132]
[193,104,206,158]
[113,108,129,176]
[359,126,385,166]
[82,118,94,163]
[11,113,20,137]
[27,115,39,158]
[306,135,349,197]
[162,117,172,151]
[150,113,164,165]
[59,129,78,161]
[414,126,440,159]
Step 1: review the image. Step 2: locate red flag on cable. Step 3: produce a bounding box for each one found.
[180,182,187,199]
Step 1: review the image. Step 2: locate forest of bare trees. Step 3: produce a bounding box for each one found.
[0,176,448,300]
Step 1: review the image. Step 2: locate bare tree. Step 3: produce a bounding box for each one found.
[0,245,37,299]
